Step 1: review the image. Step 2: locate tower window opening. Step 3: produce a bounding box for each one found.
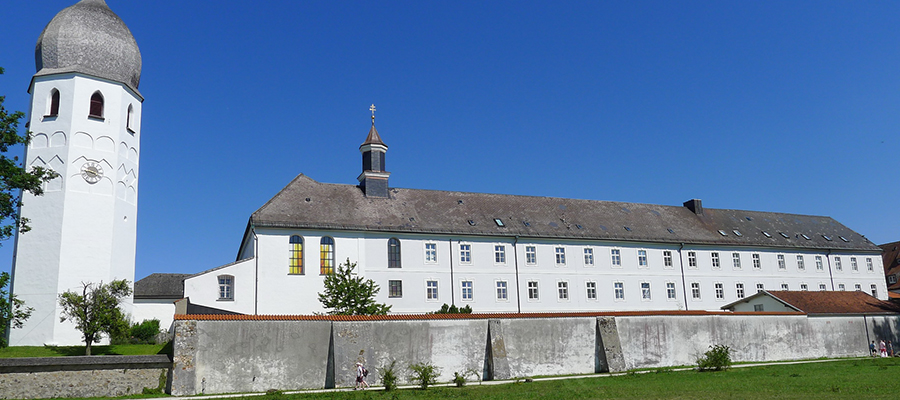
[89,91,104,119]
[48,89,60,117]
[127,104,135,132]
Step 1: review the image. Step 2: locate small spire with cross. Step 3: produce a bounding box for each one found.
[370,104,376,123]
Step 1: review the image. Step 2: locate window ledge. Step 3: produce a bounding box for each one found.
[217,298,234,302]
[42,114,58,121]
[88,115,104,121]
[127,127,136,134]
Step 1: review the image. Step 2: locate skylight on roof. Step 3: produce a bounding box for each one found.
[523,221,530,227]
[745,216,753,221]
[718,230,728,236]
[801,234,811,240]
[624,226,632,231]
[494,218,504,227]
[575,224,583,229]
[839,236,849,242]
[467,219,476,226]
[762,231,772,238]
[822,235,832,241]
[779,232,789,238]
[733,230,742,237]
[667,228,675,234]
[457,200,464,205]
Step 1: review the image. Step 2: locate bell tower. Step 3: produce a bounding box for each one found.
[358,104,390,198]
[9,0,143,346]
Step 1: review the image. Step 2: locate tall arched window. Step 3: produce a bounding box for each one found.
[89,91,104,118]
[289,235,303,274]
[388,238,401,268]
[126,104,135,132]
[48,89,60,117]
[320,236,335,275]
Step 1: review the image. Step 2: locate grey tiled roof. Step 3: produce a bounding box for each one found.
[35,0,142,94]
[250,174,880,252]
[134,273,189,299]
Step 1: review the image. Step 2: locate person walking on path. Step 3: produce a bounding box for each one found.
[870,341,877,357]
[888,341,894,357]
[355,362,369,389]
[879,340,888,358]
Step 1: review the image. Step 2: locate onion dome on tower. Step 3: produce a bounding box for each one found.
[34,0,142,94]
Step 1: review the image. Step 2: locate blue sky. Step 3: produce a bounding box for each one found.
[1,1,898,281]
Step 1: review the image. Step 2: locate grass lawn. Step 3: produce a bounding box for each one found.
[0,343,167,358]
[274,357,900,400]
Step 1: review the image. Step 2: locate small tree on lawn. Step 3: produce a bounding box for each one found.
[318,258,391,315]
[1,271,33,347]
[58,279,132,355]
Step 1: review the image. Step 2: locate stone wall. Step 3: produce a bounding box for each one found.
[170,313,900,396]
[0,355,171,400]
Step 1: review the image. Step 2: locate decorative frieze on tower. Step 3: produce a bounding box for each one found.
[358,104,390,198]
[9,0,142,346]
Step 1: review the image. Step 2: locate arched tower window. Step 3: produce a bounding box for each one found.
[289,235,303,274]
[320,236,335,275]
[388,238,401,268]
[218,275,234,300]
[126,104,135,132]
[48,89,60,117]
[89,91,104,118]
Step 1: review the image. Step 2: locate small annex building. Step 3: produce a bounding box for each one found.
[879,240,900,294]
[722,290,900,314]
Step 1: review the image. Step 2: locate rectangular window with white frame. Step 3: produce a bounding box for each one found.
[777,254,786,270]
[555,247,566,266]
[611,249,622,267]
[614,281,625,300]
[218,275,234,301]
[851,257,858,271]
[586,281,597,300]
[715,283,724,300]
[496,281,508,301]
[459,243,472,264]
[732,253,741,269]
[663,250,673,268]
[424,243,438,263]
[711,252,720,269]
[835,256,842,271]
[815,256,823,271]
[583,248,594,266]
[756,283,764,292]
[752,254,761,270]
[781,283,789,290]
[558,281,569,300]
[638,250,648,268]
[797,255,805,271]
[641,282,651,300]
[666,282,676,300]
[461,280,473,301]
[889,275,898,285]
[818,283,826,291]
[494,245,506,264]
[388,280,402,298]
[527,281,539,300]
[525,246,536,265]
[688,251,697,268]
[426,280,439,300]
[854,283,861,291]
[800,283,808,291]
[736,283,744,299]
[691,282,700,300]
[838,283,845,291]
[866,258,874,272]
[871,284,878,297]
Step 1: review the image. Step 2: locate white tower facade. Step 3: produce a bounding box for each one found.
[9,0,142,346]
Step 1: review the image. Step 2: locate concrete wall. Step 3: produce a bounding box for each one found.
[170,313,900,396]
[0,355,169,400]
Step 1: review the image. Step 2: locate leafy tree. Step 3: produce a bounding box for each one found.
[433,303,473,314]
[58,279,132,355]
[0,66,59,243]
[318,258,391,315]
[0,271,33,347]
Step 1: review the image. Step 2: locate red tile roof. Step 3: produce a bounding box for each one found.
[764,290,900,314]
[174,310,803,321]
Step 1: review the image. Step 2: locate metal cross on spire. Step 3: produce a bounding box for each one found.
[370,104,376,123]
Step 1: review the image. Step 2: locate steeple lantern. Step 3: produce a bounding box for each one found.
[358,104,390,198]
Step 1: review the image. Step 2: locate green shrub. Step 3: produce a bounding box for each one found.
[453,371,466,387]
[432,303,473,314]
[379,360,399,391]
[409,362,440,389]
[130,319,161,344]
[697,344,732,371]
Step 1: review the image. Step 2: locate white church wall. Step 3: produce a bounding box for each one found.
[183,258,256,314]
[132,299,176,332]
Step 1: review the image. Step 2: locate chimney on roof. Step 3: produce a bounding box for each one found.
[683,199,703,215]
[358,104,390,198]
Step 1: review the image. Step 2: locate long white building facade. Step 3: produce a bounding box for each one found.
[182,120,887,315]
